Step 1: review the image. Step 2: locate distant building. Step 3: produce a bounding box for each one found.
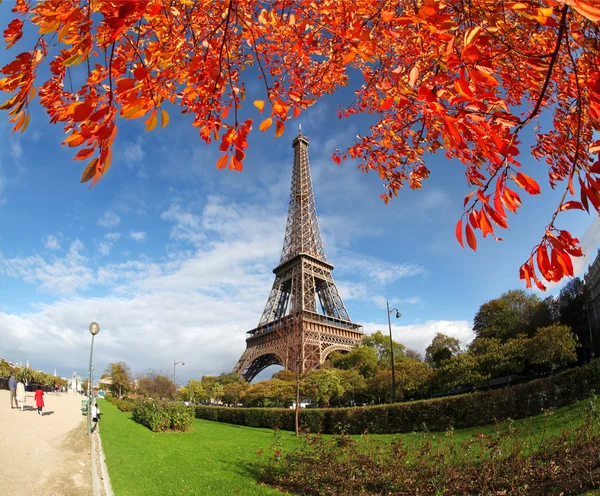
[585,249,600,329]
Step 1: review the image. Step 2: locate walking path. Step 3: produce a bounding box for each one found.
[0,389,92,496]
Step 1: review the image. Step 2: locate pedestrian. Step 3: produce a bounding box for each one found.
[92,403,101,423]
[34,385,45,415]
[16,380,26,411]
[8,373,18,409]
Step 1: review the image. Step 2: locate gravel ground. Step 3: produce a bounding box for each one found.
[0,389,92,496]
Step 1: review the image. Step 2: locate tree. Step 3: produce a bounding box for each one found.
[363,331,406,368]
[107,362,131,399]
[302,369,345,405]
[210,383,224,404]
[433,353,488,392]
[187,379,207,404]
[555,278,593,363]
[138,372,176,399]
[528,324,579,372]
[473,290,553,341]
[3,1,598,288]
[425,333,461,368]
[468,335,529,378]
[328,346,380,378]
[336,369,367,406]
[222,382,249,406]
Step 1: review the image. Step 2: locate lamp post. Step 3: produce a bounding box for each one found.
[173,360,185,388]
[386,301,401,403]
[88,322,100,435]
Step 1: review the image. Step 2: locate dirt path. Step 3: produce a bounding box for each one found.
[0,389,92,496]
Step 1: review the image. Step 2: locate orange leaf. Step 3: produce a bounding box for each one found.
[519,262,533,289]
[479,210,494,238]
[512,172,541,195]
[145,109,158,131]
[160,109,169,128]
[456,218,464,248]
[253,100,265,113]
[73,148,95,161]
[342,51,357,64]
[293,106,301,118]
[81,158,98,183]
[216,154,228,169]
[465,223,477,251]
[259,117,273,132]
[409,66,419,87]
[379,98,394,111]
[275,120,285,138]
[381,10,395,22]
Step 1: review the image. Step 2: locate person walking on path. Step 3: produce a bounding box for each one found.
[16,380,26,411]
[34,386,44,415]
[8,374,17,409]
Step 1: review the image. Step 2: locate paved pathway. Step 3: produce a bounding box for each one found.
[0,389,92,495]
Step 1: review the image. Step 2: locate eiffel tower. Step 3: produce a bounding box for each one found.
[232,129,363,381]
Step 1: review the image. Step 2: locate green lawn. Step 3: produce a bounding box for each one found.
[100,400,296,495]
[100,397,598,496]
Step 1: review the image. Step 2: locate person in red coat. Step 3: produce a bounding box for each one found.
[34,385,45,415]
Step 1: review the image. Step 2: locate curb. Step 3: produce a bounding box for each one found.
[91,423,114,496]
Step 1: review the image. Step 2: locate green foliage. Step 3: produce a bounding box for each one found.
[244,379,295,407]
[132,399,194,432]
[257,398,600,496]
[473,289,551,341]
[303,369,345,405]
[363,330,407,367]
[528,324,578,371]
[433,352,488,391]
[187,379,208,403]
[425,333,461,368]
[468,335,529,377]
[107,362,131,399]
[222,381,249,405]
[328,345,379,378]
[196,358,600,435]
[138,374,176,400]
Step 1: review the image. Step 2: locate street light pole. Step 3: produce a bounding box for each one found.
[386,301,401,403]
[173,360,185,388]
[88,322,100,435]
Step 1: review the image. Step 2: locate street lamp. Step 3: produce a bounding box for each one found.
[88,322,100,435]
[173,360,185,388]
[386,301,401,403]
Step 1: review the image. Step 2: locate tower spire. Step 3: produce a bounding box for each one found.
[280,131,326,264]
[232,133,363,381]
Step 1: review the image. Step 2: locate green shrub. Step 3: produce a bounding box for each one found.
[257,396,600,496]
[195,359,600,434]
[132,399,194,432]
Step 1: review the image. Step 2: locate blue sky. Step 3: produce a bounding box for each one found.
[1,6,599,383]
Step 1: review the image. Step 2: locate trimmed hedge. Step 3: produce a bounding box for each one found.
[132,399,194,432]
[195,358,600,434]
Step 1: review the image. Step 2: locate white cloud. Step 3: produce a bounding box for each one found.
[363,320,474,355]
[0,240,94,295]
[44,235,61,251]
[97,211,121,228]
[160,201,205,244]
[574,216,600,277]
[123,137,145,163]
[337,253,426,284]
[129,231,147,242]
[9,139,22,158]
[98,233,121,256]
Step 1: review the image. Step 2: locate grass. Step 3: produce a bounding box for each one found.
[100,396,598,496]
[100,400,296,495]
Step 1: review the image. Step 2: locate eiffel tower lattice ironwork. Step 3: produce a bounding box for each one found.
[232,130,363,381]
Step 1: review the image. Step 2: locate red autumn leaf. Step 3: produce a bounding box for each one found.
[560,201,584,211]
[275,120,285,138]
[465,223,477,251]
[215,154,228,169]
[73,148,95,161]
[512,172,541,195]
[456,218,464,248]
